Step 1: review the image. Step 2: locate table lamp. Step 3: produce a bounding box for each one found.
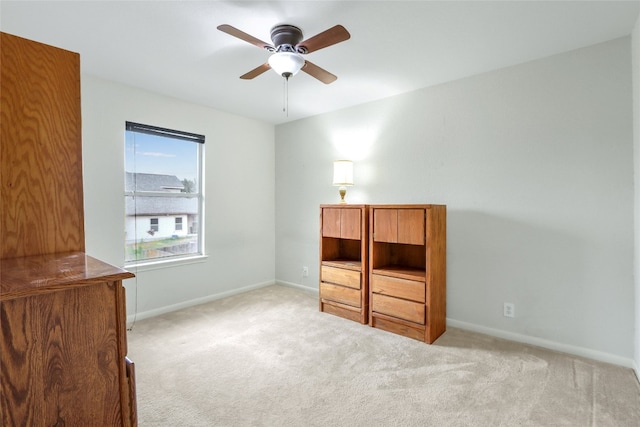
[332,160,353,204]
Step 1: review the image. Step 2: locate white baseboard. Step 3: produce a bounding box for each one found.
[126,280,275,324]
[633,360,640,384]
[447,318,636,369]
[275,280,318,294]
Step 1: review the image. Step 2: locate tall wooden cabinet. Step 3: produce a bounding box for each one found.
[319,205,369,324]
[369,205,446,343]
[0,32,84,259]
[1,32,137,426]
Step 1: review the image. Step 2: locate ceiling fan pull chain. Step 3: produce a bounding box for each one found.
[283,76,289,117]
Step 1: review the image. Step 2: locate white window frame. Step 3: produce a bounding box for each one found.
[124,121,205,267]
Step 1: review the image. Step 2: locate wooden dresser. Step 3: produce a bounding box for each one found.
[369,205,447,343]
[0,253,136,425]
[1,32,137,425]
[319,203,447,343]
[319,204,369,324]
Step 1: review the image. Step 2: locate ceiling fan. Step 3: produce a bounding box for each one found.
[217,23,350,84]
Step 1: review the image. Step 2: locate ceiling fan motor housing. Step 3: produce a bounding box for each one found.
[270,25,307,53]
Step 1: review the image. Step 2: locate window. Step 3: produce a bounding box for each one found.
[150,218,159,233]
[125,122,204,264]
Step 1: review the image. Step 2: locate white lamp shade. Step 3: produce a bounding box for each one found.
[268,52,305,77]
[333,160,354,186]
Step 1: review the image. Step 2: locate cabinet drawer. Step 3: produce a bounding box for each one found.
[321,266,360,289]
[320,282,361,308]
[372,293,425,324]
[371,274,424,303]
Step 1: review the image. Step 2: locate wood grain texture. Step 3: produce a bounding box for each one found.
[321,208,341,238]
[340,208,361,240]
[372,209,397,243]
[370,315,425,341]
[125,359,137,426]
[319,205,369,324]
[320,238,362,263]
[425,205,447,344]
[371,293,425,324]
[1,252,135,300]
[371,274,425,303]
[320,282,361,307]
[1,33,137,425]
[369,205,446,343]
[319,301,362,323]
[321,265,361,289]
[371,266,425,282]
[321,259,362,271]
[371,242,426,271]
[1,32,84,259]
[1,282,124,425]
[373,208,425,245]
[0,252,136,426]
[397,209,425,245]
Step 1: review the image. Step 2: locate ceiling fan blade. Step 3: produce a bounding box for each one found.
[297,25,350,54]
[240,63,271,80]
[301,60,337,84]
[217,24,273,50]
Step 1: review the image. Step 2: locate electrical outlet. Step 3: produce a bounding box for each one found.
[504,302,515,318]
[302,266,309,277]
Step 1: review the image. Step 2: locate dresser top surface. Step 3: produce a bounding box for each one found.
[1,252,134,299]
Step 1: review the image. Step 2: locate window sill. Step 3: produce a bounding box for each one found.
[124,254,208,272]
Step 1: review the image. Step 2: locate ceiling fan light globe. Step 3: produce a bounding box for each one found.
[268,52,305,77]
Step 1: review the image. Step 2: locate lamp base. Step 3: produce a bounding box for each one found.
[338,186,347,204]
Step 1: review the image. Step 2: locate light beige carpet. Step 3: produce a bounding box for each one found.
[127,285,640,426]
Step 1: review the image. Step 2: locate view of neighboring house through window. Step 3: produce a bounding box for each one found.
[125,121,204,264]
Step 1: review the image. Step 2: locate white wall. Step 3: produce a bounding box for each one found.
[81,76,275,318]
[633,16,640,378]
[276,38,634,364]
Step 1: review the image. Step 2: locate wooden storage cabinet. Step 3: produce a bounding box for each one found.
[319,205,369,324]
[1,32,84,259]
[369,205,446,343]
[0,253,136,426]
[1,32,137,425]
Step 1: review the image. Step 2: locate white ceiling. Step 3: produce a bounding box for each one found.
[1,1,639,125]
